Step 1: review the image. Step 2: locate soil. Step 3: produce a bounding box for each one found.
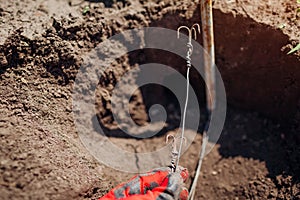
[0,0,299,200]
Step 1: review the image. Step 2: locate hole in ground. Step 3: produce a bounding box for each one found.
[94,4,300,195]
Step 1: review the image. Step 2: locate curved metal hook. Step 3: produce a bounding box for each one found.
[177,26,192,43]
[166,134,176,144]
[166,134,187,149]
[177,24,201,43]
[191,23,201,40]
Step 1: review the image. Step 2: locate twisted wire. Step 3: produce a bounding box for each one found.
[175,42,193,170]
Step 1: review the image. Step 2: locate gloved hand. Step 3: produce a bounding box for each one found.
[99,166,189,200]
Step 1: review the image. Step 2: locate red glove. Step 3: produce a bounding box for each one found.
[99,166,189,200]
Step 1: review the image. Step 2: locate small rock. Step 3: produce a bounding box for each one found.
[223,163,229,168]
[15,181,25,189]
[53,92,61,98]
[37,4,49,14]
[17,153,29,160]
[0,53,8,67]
[88,17,95,21]
[13,109,22,115]
[20,77,28,84]
[269,189,277,197]
[18,52,25,59]
[98,2,105,9]
[78,41,84,48]
[65,106,72,112]
[212,170,218,176]
[20,41,29,47]
[3,171,13,182]
[0,159,9,169]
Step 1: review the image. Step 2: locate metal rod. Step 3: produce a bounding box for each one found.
[188,0,216,199]
[202,0,216,111]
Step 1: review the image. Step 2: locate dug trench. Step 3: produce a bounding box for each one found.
[0,0,299,199]
[93,6,300,200]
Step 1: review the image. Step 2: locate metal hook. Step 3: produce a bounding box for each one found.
[177,24,200,43]
[166,134,187,172]
[177,26,193,44]
[166,134,186,144]
[191,23,201,41]
[166,134,175,143]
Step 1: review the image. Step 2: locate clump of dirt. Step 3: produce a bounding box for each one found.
[0,0,299,199]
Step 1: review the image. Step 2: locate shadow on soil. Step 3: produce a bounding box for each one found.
[144,6,300,186]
